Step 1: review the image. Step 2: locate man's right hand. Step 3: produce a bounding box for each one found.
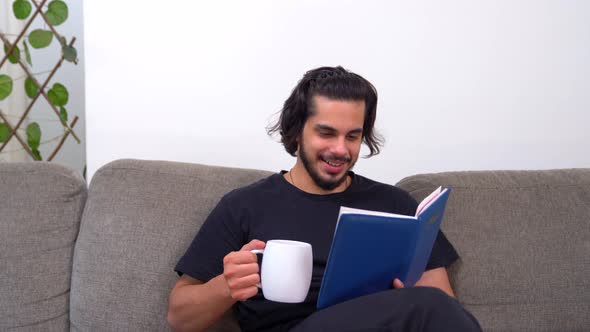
[168,241,266,332]
[222,239,266,301]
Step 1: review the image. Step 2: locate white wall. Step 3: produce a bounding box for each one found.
[85,0,590,184]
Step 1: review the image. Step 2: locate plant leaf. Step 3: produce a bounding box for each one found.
[24,77,39,98]
[13,0,32,20]
[48,83,69,106]
[23,40,32,66]
[26,122,41,150]
[47,90,57,105]
[0,74,14,101]
[0,123,11,142]
[59,106,68,122]
[63,45,77,63]
[45,0,68,26]
[32,148,42,160]
[3,43,21,64]
[28,29,53,49]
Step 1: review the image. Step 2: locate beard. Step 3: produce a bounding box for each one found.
[298,139,356,191]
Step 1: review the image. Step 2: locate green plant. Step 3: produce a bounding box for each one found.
[0,0,80,161]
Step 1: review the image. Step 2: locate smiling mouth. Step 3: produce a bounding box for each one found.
[324,159,344,167]
[320,155,350,170]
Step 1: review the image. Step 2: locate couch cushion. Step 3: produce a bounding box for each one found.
[0,162,86,331]
[70,159,272,331]
[396,169,590,332]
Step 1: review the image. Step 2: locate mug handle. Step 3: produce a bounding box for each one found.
[250,249,264,288]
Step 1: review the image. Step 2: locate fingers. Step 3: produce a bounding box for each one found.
[223,250,258,265]
[226,272,260,290]
[223,260,259,280]
[241,239,266,252]
[393,278,405,289]
[223,240,266,302]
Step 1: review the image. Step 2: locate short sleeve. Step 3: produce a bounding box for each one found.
[174,194,247,282]
[426,230,459,270]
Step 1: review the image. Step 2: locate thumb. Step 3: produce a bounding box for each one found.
[241,239,266,252]
[393,278,405,289]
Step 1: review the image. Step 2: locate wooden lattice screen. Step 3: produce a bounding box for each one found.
[0,0,80,161]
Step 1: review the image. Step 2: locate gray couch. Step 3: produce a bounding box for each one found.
[1,159,588,331]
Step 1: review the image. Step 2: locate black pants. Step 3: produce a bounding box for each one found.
[291,287,482,332]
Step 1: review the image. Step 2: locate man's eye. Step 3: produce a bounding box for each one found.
[319,131,334,137]
[347,135,360,141]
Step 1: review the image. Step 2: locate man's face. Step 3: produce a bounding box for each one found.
[297,95,365,191]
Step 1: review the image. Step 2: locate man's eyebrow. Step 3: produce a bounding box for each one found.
[314,124,337,131]
[314,124,363,134]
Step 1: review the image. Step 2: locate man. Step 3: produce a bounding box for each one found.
[167,66,481,331]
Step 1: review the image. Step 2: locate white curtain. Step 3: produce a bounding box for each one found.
[0,0,28,162]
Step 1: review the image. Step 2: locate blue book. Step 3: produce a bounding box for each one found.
[316,187,451,309]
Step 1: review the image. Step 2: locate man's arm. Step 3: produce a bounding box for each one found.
[393,267,456,298]
[167,240,265,332]
[167,275,236,332]
[414,267,455,297]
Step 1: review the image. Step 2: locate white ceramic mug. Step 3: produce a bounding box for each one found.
[251,240,313,303]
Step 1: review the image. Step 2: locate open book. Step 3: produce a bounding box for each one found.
[316,187,451,309]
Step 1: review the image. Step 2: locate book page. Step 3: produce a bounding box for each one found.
[339,206,416,219]
[335,206,416,235]
[415,186,443,216]
[337,185,446,227]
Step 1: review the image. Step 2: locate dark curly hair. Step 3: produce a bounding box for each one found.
[267,66,383,157]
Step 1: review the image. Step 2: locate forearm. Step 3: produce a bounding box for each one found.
[168,274,237,332]
[414,267,455,298]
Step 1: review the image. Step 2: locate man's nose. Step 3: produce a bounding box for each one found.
[330,136,348,157]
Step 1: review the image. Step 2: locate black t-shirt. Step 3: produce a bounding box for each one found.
[175,172,459,332]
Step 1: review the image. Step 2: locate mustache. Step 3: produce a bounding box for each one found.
[320,153,351,163]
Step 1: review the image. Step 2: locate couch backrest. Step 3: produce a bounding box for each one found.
[0,162,86,331]
[70,159,271,331]
[396,168,590,332]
